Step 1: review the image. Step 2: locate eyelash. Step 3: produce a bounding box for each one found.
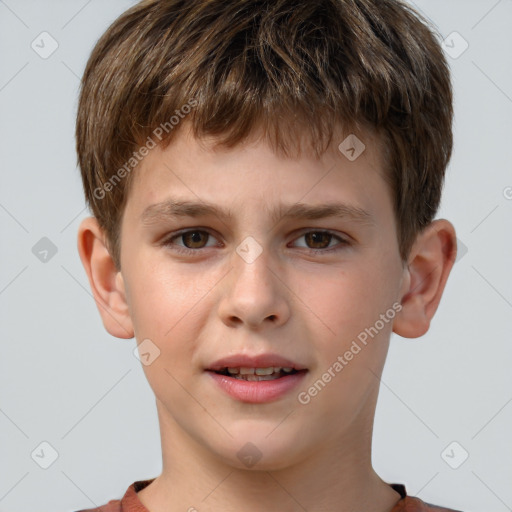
[161,229,350,256]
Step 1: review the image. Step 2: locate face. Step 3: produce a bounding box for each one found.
[117,125,408,470]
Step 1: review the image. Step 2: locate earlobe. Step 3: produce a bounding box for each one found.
[77,217,134,339]
[392,219,457,339]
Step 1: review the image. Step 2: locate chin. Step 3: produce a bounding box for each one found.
[208,428,309,472]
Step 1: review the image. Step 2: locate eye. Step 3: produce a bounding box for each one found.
[162,229,220,254]
[161,229,350,256]
[291,230,349,252]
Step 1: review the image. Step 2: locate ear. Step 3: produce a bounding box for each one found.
[77,217,134,339]
[393,219,457,338]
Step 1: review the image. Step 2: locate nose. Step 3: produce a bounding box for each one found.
[217,242,291,330]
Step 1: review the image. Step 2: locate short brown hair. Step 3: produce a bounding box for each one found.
[76,0,453,270]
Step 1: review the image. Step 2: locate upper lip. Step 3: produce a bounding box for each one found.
[207,354,308,372]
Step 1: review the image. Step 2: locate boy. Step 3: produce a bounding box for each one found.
[75,0,461,510]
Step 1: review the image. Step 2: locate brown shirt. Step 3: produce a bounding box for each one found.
[75,479,463,512]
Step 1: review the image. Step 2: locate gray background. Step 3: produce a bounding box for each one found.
[0,1,511,511]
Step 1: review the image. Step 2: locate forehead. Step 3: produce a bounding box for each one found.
[124,123,391,223]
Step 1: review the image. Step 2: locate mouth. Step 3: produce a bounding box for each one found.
[205,355,308,403]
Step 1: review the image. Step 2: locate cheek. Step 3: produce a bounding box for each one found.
[125,262,204,367]
[128,259,195,328]
[293,259,399,346]
[127,267,204,402]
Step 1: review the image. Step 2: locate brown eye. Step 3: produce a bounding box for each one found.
[162,229,219,254]
[181,230,209,249]
[304,232,333,249]
[292,230,349,253]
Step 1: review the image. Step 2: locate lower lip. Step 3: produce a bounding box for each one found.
[207,371,307,403]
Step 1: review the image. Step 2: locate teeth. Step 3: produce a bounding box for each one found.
[245,374,265,381]
[236,374,281,381]
[255,367,275,375]
[219,366,297,379]
[225,367,294,375]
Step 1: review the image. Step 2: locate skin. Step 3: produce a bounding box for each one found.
[78,123,457,512]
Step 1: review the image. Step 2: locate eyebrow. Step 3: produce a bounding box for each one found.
[140,199,375,227]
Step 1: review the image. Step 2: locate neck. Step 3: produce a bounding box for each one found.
[137,398,401,512]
